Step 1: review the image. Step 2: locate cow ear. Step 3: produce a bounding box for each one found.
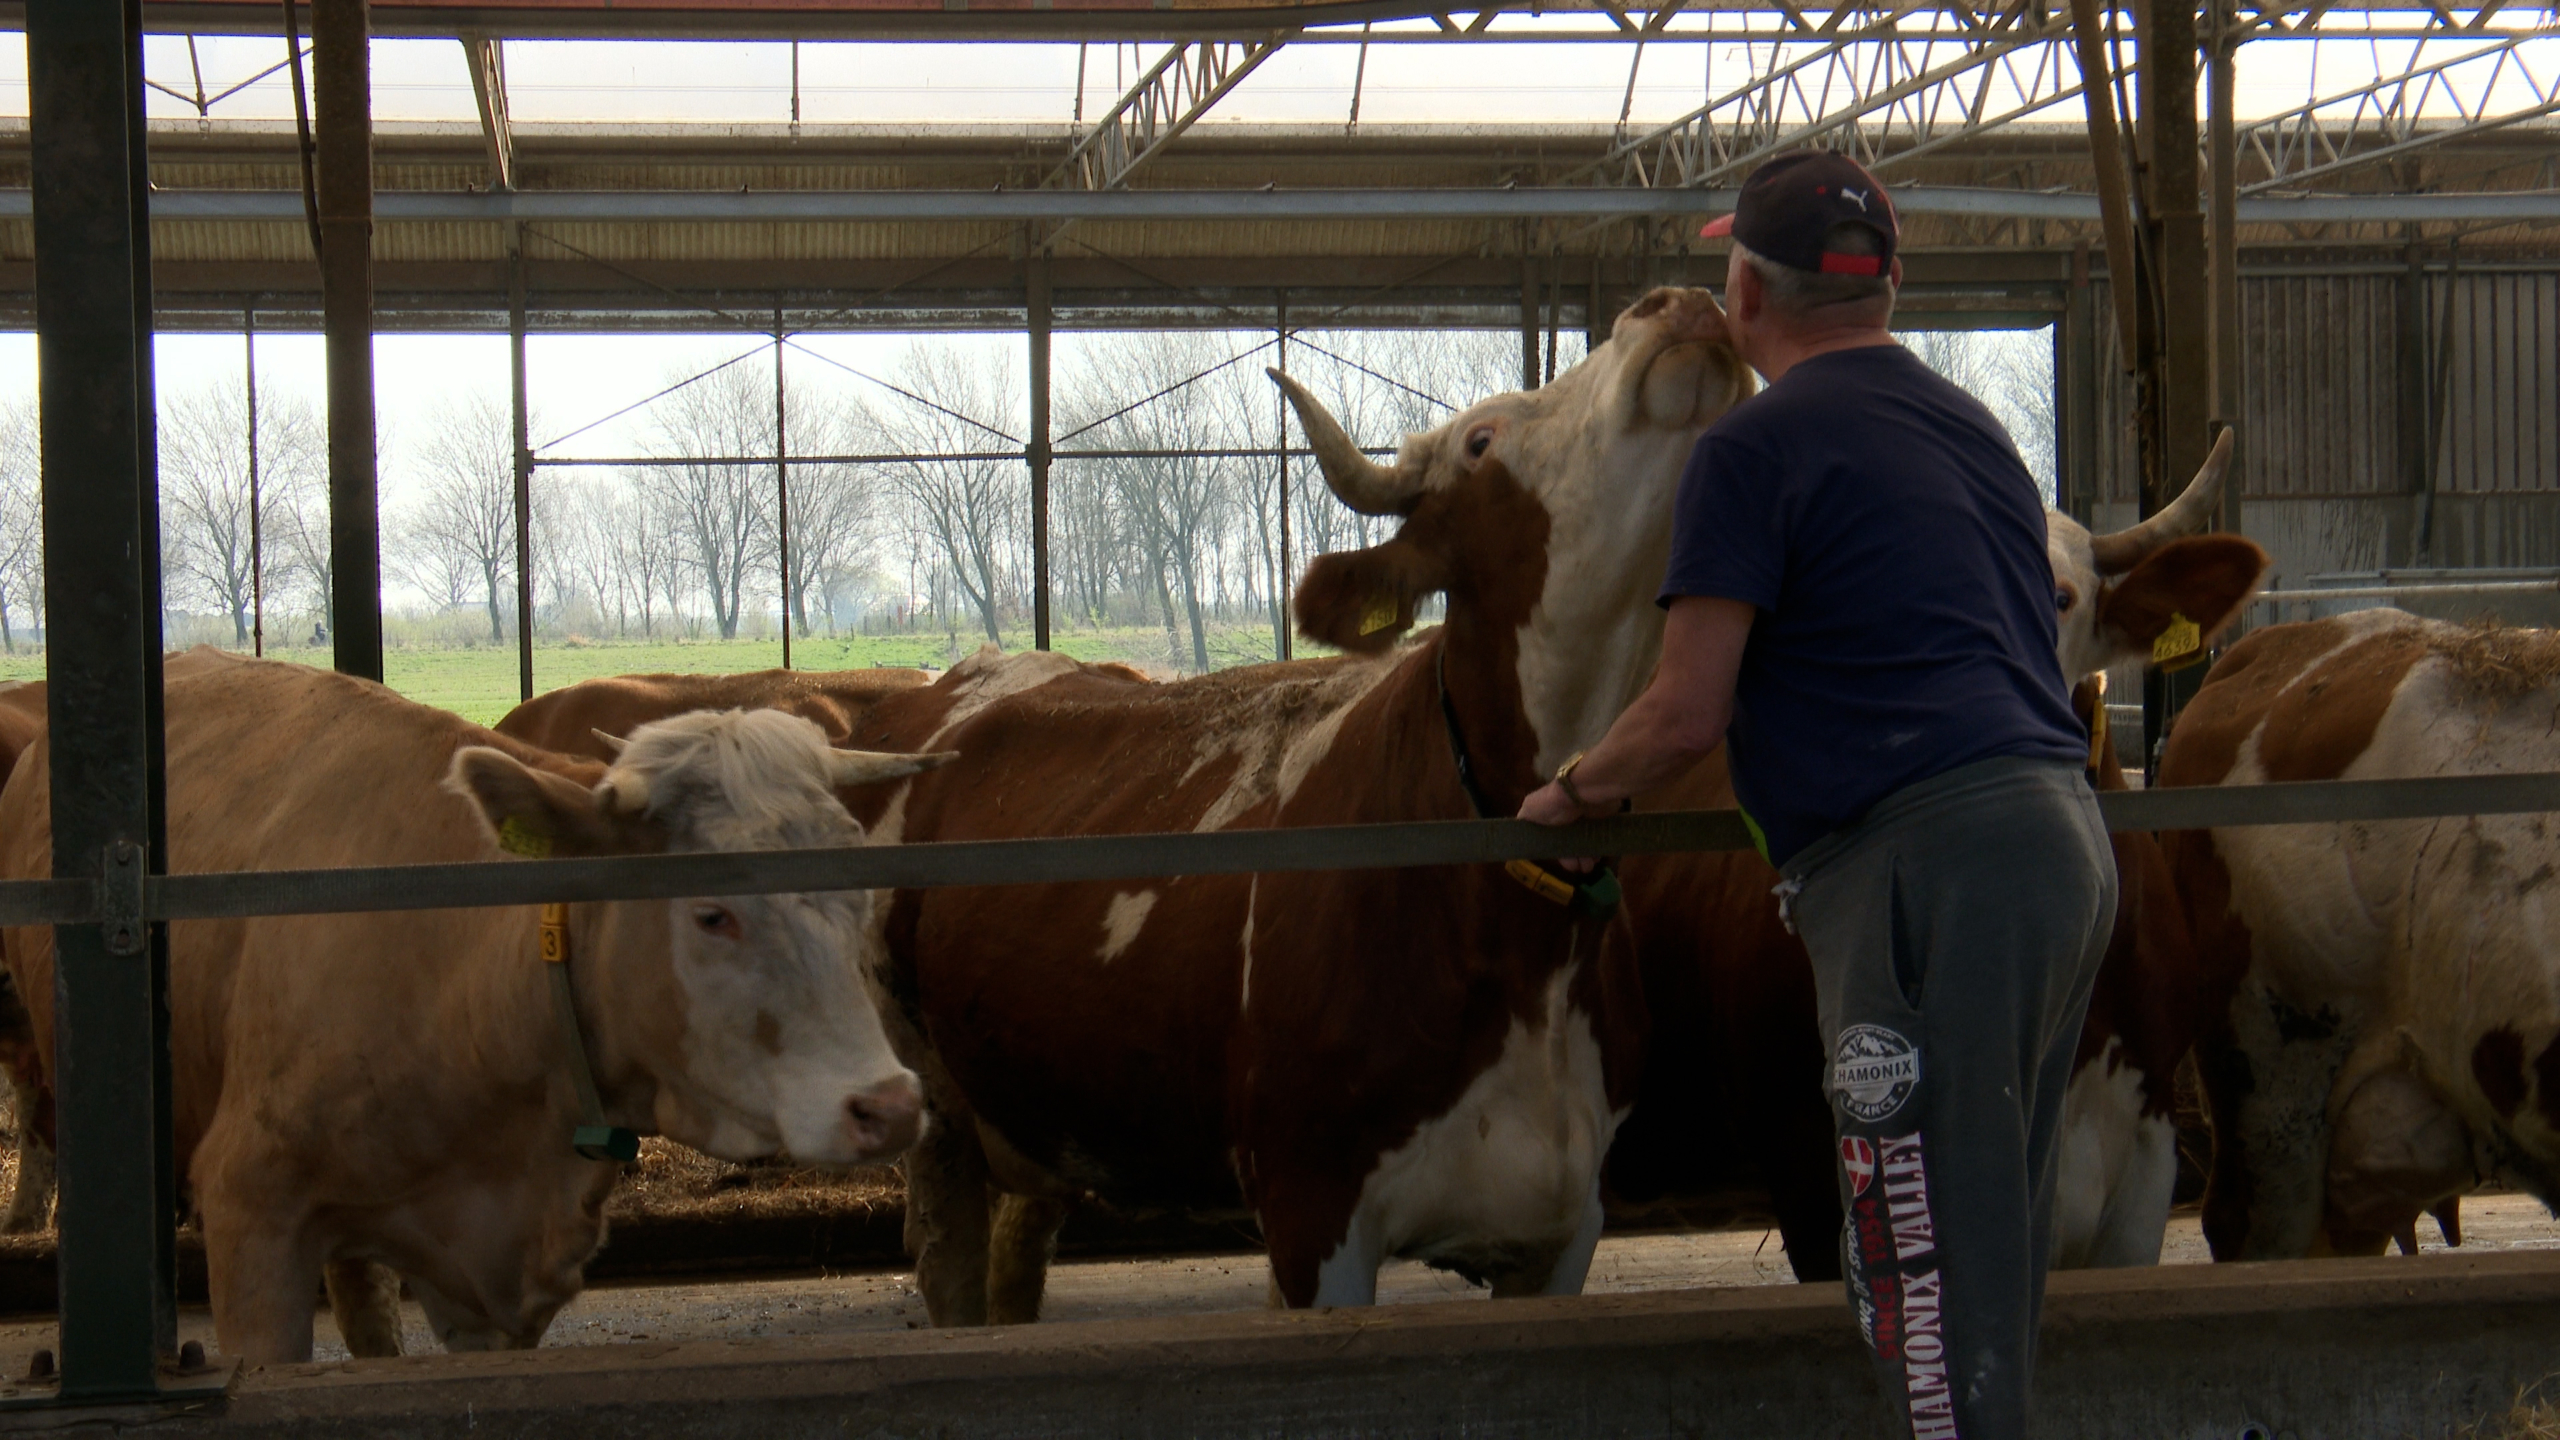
[1295,537,1447,654]
[2096,534,2270,665]
[446,747,658,858]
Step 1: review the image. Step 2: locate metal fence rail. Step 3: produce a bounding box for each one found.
[4,772,2556,930]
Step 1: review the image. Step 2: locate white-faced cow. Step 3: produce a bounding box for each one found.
[2160,605,2560,1260]
[0,656,944,1363]
[1606,434,2268,1274]
[832,287,1749,1323]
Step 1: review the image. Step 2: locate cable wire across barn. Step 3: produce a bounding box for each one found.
[1,772,2555,930]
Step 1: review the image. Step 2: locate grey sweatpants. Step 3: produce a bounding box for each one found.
[1780,756,2115,1440]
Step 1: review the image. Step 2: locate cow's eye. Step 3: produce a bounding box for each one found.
[1465,425,1495,459]
[2055,584,2077,613]
[693,905,741,940]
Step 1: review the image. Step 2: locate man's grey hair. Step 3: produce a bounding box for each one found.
[1732,224,1896,322]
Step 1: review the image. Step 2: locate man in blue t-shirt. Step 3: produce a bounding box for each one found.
[1521,150,2115,1440]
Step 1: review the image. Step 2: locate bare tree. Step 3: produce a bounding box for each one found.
[643,365,778,641]
[871,347,1023,644]
[775,399,874,638]
[157,381,326,647]
[0,402,38,653]
[1064,333,1246,673]
[391,395,519,643]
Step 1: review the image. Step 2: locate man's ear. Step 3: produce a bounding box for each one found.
[445,747,660,858]
[2097,533,2270,665]
[1295,536,1447,654]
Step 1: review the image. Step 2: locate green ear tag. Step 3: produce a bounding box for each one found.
[497,817,553,858]
[1358,594,1401,637]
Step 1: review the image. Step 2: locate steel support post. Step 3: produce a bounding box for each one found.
[246,306,265,657]
[2396,245,2432,563]
[2061,243,2101,527]
[2207,0,2243,539]
[1274,293,1290,662]
[316,0,380,681]
[2138,0,2213,773]
[28,0,176,1398]
[1027,253,1053,652]
[773,306,792,671]
[1519,250,1540,390]
[510,231,533,702]
[1587,262,1610,357]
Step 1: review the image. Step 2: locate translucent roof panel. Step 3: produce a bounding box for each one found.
[0,18,2538,143]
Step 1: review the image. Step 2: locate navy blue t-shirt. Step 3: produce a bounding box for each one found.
[1658,343,2084,868]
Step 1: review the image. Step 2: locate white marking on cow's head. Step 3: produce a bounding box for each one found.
[2048,430,2268,687]
[446,710,955,1168]
[1275,287,1755,772]
[1098,890,1158,963]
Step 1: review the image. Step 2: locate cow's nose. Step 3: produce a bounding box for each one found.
[843,1074,923,1159]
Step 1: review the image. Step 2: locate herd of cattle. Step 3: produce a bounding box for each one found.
[0,285,2551,1364]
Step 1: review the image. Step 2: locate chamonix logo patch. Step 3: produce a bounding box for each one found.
[1832,1024,1920,1122]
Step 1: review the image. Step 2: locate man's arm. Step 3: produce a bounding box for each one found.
[1518,595,1755,826]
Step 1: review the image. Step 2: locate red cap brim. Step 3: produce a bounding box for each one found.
[1698,213,1737,238]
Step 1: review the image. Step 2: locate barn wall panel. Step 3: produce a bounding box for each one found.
[2085,268,2560,575]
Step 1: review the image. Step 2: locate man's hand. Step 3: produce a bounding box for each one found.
[1519,780,1604,872]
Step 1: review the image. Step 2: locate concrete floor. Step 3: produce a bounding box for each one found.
[1,1195,2551,1371]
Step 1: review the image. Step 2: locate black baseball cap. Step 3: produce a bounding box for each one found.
[1699,150,1898,277]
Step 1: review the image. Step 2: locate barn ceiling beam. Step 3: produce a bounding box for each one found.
[459,30,512,191]
[2236,34,2560,192]
[1565,3,2082,190]
[11,184,2554,223]
[1046,32,1297,191]
[45,0,2541,41]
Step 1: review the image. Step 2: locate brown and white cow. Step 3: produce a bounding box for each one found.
[2160,606,2560,1260]
[497,666,931,763]
[1605,436,2267,1275]
[0,679,47,1234]
[0,656,943,1363]
[836,287,1749,1322]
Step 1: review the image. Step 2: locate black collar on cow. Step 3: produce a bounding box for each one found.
[539,903,642,1164]
[1434,646,1622,921]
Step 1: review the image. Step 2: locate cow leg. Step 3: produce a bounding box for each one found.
[985,1191,1072,1325]
[2078,1114,2179,1268]
[202,1217,320,1365]
[1488,1184,1605,1299]
[1304,1208,1385,1308]
[2,1105,52,1234]
[901,1105,992,1326]
[322,1260,405,1358]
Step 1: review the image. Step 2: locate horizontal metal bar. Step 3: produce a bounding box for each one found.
[2255,580,2560,602]
[4,774,2560,928]
[0,186,2549,226]
[59,0,2543,43]
[532,445,1395,467]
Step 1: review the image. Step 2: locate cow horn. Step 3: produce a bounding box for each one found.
[1267,367,1423,517]
[827,748,958,789]
[2089,428,2236,574]
[591,729,630,757]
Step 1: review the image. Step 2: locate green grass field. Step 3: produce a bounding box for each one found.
[0,621,1293,727]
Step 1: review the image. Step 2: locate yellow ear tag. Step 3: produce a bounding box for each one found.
[1358,595,1401,637]
[497,816,553,858]
[2152,612,2204,671]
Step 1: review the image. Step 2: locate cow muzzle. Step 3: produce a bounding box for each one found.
[835,1072,925,1162]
